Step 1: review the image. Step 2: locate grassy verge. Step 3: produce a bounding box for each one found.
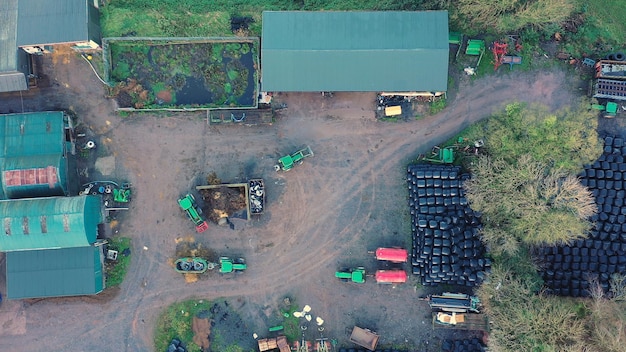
[101,1,441,37]
[105,236,131,287]
[154,299,215,352]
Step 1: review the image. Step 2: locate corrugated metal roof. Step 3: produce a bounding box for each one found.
[0,72,27,92]
[0,111,66,158]
[17,0,89,46]
[0,0,19,71]
[6,246,104,299]
[0,112,69,199]
[261,11,449,92]
[0,195,103,252]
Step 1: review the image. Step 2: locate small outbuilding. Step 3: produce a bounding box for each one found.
[261,11,449,93]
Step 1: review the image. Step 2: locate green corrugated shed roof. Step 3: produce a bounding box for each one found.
[0,195,103,252]
[17,0,100,46]
[261,11,449,92]
[6,245,104,299]
[0,111,69,199]
[0,111,65,157]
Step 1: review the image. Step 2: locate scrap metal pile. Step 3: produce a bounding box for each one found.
[407,164,490,286]
[539,136,626,296]
[249,179,265,214]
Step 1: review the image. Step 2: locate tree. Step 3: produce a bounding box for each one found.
[454,0,576,32]
[483,101,602,174]
[465,154,596,254]
[477,262,587,351]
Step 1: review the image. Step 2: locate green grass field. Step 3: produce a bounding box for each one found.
[101,0,437,37]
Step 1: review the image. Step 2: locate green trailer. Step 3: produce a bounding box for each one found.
[335,267,366,283]
[424,146,455,164]
[219,257,247,273]
[275,146,314,171]
[465,39,486,71]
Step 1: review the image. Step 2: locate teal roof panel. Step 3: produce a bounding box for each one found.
[6,246,104,299]
[0,111,66,157]
[261,11,449,92]
[0,195,103,252]
[17,0,90,46]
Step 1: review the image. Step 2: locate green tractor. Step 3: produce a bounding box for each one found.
[592,101,619,118]
[423,146,455,164]
[178,194,209,233]
[274,145,314,171]
[219,257,247,273]
[335,267,366,284]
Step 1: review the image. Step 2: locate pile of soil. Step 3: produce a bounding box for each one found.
[192,316,211,350]
[200,187,246,224]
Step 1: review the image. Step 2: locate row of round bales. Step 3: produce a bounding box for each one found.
[407,164,490,287]
[442,338,486,352]
[539,135,626,297]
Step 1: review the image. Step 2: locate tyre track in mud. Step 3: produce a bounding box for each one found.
[0,62,581,351]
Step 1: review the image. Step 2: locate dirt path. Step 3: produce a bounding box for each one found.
[0,50,581,351]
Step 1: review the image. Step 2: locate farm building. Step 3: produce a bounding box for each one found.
[0,196,106,299]
[261,11,449,93]
[0,0,101,93]
[0,111,76,199]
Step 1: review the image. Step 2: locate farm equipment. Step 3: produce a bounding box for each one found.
[177,194,209,233]
[592,101,620,118]
[433,312,489,331]
[335,267,366,283]
[372,247,408,263]
[81,181,132,214]
[275,146,314,171]
[425,292,481,313]
[174,257,214,274]
[422,146,455,164]
[463,39,485,74]
[374,270,407,284]
[492,36,523,71]
[349,326,380,351]
[501,55,522,69]
[219,257,247,273]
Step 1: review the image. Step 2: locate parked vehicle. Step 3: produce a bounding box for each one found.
[274,146,314,171]
[219,257,247,273]
[374,270,407,284]
[177,194,209,233]
[592,101,620,118]
[174,257,213,274]
[373,247,408,263]
[349,326,379,351]
[426,292,481,313]
[422,146,455,164]
[335,267,366,283]
[433,312,489,331]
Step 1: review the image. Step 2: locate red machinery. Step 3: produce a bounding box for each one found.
[374,248,408,263]
[375,270,407,284]
[491,41,508,71]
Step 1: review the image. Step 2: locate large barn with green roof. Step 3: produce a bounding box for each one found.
[261,11,449,93]
[0,196,105,299]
